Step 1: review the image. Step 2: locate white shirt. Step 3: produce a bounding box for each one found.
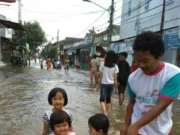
[128,62,180,135]
[99,62,119,84]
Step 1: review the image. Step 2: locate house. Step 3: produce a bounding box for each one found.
[119,0,180,66]
[53,37,83,64]
[0,14,25,65]
[90,25,120,58]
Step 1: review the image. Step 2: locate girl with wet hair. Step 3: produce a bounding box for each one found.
[88,113,109,135]
[50,110,78,135]
[42,87,73,135]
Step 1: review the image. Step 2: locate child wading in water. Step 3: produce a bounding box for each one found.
[88,113,109,135]
[42,87,73,135]
[50,110,78,135]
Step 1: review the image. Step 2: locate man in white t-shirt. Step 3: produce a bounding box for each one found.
[121,31,180,135]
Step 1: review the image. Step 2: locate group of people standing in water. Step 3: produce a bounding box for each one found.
[40,56,70,73]
[41,31,180,135]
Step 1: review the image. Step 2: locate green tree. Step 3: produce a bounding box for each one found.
[48,46,57,59]
[12,21,47,55]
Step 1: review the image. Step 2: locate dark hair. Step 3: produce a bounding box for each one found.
[93,55,97,59]
[104,50,116,68]
[48,87,68,106]
[120,52,128,58]
[133,31,164,58]
[88,113,109,135]
[50,110,71,131]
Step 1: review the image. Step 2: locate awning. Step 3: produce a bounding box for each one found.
[0,19,25,31]
[0,0,16,2]
[80,48,90,52]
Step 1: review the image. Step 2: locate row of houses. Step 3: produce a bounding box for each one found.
[48,0,180,70]
[50,25,120,70]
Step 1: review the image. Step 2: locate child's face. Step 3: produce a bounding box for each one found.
[52,92,64,110]
[88,124,102,135]
[54,121,70,135]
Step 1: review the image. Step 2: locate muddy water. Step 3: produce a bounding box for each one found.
[0,63,179,135]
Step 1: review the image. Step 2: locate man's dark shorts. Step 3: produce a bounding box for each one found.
[118,84,127,94]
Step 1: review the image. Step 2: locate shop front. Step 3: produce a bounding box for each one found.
[112,40,134,66]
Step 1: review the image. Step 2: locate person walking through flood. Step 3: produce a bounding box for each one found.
[40,58,44,69]
[64,57,70,74]
[121,31,180,135]
[90,55,99,84]
[117,52,130,107]
[46,56,51,70]
[96,50,119,116]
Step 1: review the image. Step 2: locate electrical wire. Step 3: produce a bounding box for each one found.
[141,16,180,31]
[113,0,154,21]
[120,4,180,25]
[114,0,122,4]
[74,10,107,37]
[121,1,169,23]
[0,6,104,15]
[114,0,130,12]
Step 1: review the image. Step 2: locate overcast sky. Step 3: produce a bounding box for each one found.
[0,0,122,42]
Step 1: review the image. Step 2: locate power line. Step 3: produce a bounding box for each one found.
[121,3,163,23]
[114,0,122,4]
[74,11,107,37]
[94,21,109,30]
[121,4,180,25]
[71,0,130,37]
[113,0,154,21]
[94,1,179,33]
[114,0,129,12]
[141,16,180,31]
[0,6,104,15]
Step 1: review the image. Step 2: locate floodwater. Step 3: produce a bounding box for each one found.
[0,61,179,135]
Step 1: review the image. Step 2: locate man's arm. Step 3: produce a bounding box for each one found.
[124,99,135,126]
[121,99,135,135]
[121,82,136,135]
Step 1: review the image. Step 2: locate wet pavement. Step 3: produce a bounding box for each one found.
[0,61,179,135]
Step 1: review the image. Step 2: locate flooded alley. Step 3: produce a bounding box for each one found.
[0,62,180,135]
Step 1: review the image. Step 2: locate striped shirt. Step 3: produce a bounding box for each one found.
[42,109,73,135]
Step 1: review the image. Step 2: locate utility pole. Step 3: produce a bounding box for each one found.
[82,0,114,49]
[18,0,22,24]
[160,0,166,35]
[57,29,60,60]
[108,0,114,50]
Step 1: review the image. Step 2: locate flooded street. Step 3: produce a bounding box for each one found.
[0,62,179,135]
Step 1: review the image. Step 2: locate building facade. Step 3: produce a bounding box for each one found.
[119,0,180,65]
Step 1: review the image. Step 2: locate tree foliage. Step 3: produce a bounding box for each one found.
[48,46,57,59]
[12,21,47,55]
